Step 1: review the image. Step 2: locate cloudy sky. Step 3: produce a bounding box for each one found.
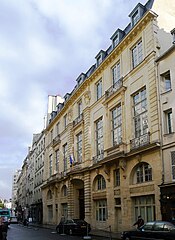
[0,0,146,200]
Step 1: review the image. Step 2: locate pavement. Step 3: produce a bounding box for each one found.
[28,222,121,239]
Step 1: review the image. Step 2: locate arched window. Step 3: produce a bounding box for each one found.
[134,163,152,184]
[62,185,68,197]
[47,189,52,200]
[96,175,106,190]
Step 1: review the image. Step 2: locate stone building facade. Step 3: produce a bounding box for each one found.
[41,0,175,232]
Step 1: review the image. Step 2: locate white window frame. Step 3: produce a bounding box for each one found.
[63,143,68,172]
[96,79,102,100]
[112,62,120,84]
[111,104,122,145]
[165,109,173,134]
[49,154,53,177]
[132,40,143,68]
[133,88,148,138]
[95,118,104,157]
[96,199,107,222]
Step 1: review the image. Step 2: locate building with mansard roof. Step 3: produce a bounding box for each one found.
[41,0,175,232]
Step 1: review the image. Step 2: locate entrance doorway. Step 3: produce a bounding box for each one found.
[79,189,85,219]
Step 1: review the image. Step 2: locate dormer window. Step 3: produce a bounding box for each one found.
[95,50,106,67]
[76,73,86,86]
[110,28,124,49]
[113,35,119,48]
[129,3,145,27]
[132,10,139,26]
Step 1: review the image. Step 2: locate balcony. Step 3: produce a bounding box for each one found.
[52,135,61,146]
[93,151,104,164]
[130,133,150,150]
[105,77,123,99]
[73,113,83,127]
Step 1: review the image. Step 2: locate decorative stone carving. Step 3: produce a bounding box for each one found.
[84,90,91,105]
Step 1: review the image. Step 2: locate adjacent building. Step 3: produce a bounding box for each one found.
[156,29,175,223]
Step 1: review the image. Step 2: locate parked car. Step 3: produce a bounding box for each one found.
[10,216,18,224]
[56,219,91,235]
[121,220,175,240]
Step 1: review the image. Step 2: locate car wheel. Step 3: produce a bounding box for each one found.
[69,229,73,235]
[125,237,130,240]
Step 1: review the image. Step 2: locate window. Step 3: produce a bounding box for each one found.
[132,40,143,68]
[47,205,53,221]
[96,79,102,100]
[63,143,68,172]
[171,151,175,180]
[78,101,82,116]
[134,195,155,223]
[96,118,104,158]
[135,163,152,183]
[50,129,53,142]
[162,71,171,92]
[133,88,148,137]
[49,154,53,177]
[97,55,102,66]
[113,35,119,48]
[55,150,59,172]
[62,185,68,197]
[64,114,67,129]
[114,169,120,187]
[111,105,122,145]
[56,122,60,135]
[77,132,82,163]
[96,199,107,221]
[96,175,106,190]
[165,109,173,134]
[112,62,120,84]
[132,10,139,25]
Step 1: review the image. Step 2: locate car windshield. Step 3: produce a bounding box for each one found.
[73,219,86,224]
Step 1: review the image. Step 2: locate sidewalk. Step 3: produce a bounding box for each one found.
[29,222,121,239]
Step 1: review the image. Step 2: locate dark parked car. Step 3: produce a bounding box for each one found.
[121,221,175,240]
[56,219,91,235]
[10,216,18,224]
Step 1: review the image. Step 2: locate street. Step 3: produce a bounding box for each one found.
[7,224,109,240]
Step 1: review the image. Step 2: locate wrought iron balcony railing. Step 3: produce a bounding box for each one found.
[93,151,104,164]
[52,135,61,146]
[130,133,150,150]
[105,77,123,99]
[73,113,83,127]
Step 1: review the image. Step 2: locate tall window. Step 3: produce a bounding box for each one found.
[96,118,103,157]
[112,62,120,84]
[132,40,143,68]
[134,163,152,184]
[49,154,53,177]
[114,169,120,187]
[56,122,60,135]
[96,79,102,100]
[133,88,148,137]
[165,109,173,134]
[111,105,122,145]
[63,144,68,172]
[134,195,155,223]
[96,200,107,221]
[171,151,175,180]
[50,129,53,142]
[55,150,59,172]
[64,114,67,129]
[78,101,82,116]
[77,132,82,163]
